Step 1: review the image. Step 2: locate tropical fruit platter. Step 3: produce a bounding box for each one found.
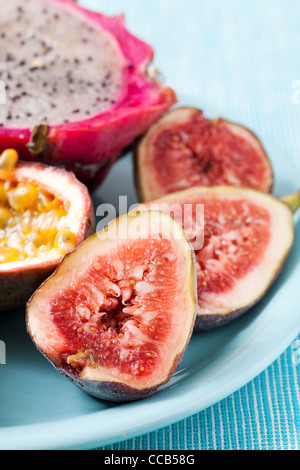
[0,0,299,412]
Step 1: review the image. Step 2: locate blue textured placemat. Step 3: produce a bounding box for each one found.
[79,0,300,450]
[97,338,300,450]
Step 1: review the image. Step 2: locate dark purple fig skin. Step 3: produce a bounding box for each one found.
[55,349,188,402]
[27,315,192,402]
[194,305,254,332]
[194,262,286,331]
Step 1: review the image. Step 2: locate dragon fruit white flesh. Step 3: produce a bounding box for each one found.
[0,0,177,184]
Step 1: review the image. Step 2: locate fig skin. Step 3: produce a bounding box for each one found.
[26,210,197,402]
[50,343,188,403]
[194,293,273,331]
[0,162,95,312]
[134,107,274,202]
[138,186,298,331]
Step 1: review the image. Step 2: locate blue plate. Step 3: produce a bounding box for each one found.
[0,118,299,450]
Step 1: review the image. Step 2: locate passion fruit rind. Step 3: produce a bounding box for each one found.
[0,159,95,311]
[26,210,197,402]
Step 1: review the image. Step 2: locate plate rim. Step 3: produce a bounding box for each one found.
[1,107,299,450]
[1,259,299,450]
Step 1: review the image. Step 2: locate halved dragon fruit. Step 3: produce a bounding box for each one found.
[0,0,177,184]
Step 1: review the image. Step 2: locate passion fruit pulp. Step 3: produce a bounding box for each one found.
[0,149,95,311]
[26,210,197,402]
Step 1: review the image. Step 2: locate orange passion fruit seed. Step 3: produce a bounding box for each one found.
[0,149,19,170]
[54,230,77,255]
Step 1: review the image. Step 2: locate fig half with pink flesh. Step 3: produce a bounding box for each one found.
[135,107,273,201]
[139,187,299,331]
[26,210,197,402]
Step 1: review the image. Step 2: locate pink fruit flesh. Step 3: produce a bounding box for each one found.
[194,199,270,294]
[140,187,294,330]
[136,108,273,201]
[0,0,177,183]
[26,211,197,401]
[51,238,182,378]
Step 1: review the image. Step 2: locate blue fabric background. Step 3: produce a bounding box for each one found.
[79,0,300,450]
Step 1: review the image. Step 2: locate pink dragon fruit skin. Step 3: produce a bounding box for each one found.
[0,0,177,185]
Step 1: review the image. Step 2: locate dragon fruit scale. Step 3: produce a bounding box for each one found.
[0,0,177,184]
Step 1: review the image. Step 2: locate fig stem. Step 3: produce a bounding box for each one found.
[281,190,300,214]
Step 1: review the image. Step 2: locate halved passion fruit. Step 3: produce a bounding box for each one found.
[26,210,197,402]
[0,149,95,311]
[139,186,299,330]
[135,107,273,201]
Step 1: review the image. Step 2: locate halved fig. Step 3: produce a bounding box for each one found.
[0,0,177,185]
[135,107,273,201]
[26,210,197,402]
[139,186,299,330]
[0,149,95,311]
